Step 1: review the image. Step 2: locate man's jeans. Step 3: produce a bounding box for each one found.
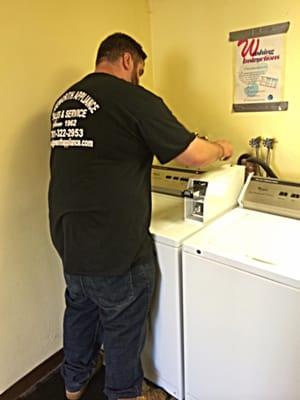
[62,253,156,400]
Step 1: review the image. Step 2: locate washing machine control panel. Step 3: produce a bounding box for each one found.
[241,176,300,219]
[151,165,206,197]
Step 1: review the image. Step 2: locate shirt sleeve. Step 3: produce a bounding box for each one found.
[136,93,196,164]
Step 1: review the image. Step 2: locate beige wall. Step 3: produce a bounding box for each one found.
[149,0,300,181]
[0,0,152,394]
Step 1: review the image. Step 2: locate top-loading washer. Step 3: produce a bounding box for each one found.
[142,164,245,399]
[182,175,300,400]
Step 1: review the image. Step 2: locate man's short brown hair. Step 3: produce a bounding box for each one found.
[96,33,147,65]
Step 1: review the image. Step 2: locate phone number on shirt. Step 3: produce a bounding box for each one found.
[51,128,84,138]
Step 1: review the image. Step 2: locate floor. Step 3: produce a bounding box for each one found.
[18,366,106,400]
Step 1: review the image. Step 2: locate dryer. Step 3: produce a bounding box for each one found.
[182,176,300,400]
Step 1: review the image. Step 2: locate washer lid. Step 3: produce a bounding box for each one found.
[151,193,202,247]
[183,208,300,289]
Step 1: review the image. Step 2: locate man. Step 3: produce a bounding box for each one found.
[48,33,232,400]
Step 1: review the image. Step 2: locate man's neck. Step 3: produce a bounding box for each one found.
[95,61,127,82]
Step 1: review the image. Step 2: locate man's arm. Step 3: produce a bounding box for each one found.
[176,136,233,167]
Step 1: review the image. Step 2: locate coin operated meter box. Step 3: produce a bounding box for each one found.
[184,165,245,224]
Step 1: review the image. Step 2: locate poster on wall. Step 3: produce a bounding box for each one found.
[229,22,289,112]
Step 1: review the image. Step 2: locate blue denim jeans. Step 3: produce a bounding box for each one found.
[61,251,156,400]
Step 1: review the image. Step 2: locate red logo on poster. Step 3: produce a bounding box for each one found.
[237,38,260,58]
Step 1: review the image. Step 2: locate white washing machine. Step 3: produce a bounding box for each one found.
[182,176,300,400]
[142,165,245,399]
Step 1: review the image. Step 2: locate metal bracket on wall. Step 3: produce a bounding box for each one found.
[229,21,290,41]
[233,102,288,112]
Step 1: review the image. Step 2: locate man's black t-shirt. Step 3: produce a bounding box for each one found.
[49,73,195,275]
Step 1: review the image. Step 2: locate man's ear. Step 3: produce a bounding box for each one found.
[122,52,133,71]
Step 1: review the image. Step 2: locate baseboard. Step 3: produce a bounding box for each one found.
[0,349,64,400]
